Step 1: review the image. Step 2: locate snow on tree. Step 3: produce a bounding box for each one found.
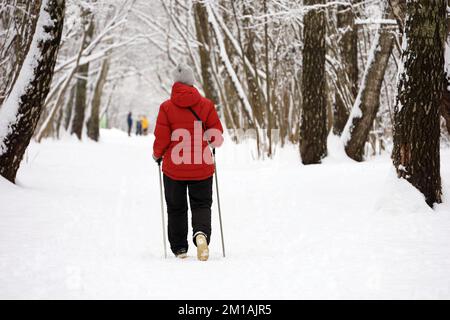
[0,0,65,183]
[341,4,395,162]
[0,1,42,106]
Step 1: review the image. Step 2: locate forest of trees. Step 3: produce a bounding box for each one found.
[0,0,449,208]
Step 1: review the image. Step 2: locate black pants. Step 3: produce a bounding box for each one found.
[163,174,213,254]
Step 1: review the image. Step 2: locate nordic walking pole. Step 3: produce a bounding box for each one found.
[157,161,168,259]
[212,148,226,258]
[187,106,226,258]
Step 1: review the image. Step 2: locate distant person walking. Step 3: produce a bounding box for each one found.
[136,116,142,136]
[127,112,133,136]
[153,64,224,261]
[142,116,149,135]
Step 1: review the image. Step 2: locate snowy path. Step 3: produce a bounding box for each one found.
[1,129,450,299]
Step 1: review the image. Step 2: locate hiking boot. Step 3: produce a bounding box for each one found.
[195,233,209,261]
[174,249,188,259]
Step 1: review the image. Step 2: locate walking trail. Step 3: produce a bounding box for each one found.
[1,129,449,299]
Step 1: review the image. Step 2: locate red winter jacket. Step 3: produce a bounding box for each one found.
[153,82,224,181]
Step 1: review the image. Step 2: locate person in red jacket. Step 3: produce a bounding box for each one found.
[153,63,223,261]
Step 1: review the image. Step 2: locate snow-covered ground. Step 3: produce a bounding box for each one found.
[1,129,449,299]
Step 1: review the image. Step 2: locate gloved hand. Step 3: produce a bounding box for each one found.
[153,154,162,165]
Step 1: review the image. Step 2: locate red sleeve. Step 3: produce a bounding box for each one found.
[153,104,171,158]
[205,102,224,148]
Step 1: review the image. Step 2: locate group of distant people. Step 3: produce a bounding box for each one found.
[127,112,149,136]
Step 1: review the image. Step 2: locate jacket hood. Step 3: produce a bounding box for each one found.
[170,82,201,108]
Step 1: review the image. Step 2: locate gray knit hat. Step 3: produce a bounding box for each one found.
[172,63,195,86]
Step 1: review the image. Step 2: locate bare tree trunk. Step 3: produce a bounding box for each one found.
[333,4,358,135]
[299,0,327,164]
[392,0,446,207]
[388,0,407,32]
[87,59,109,141]
[206,3,259,131]
[263,0,272,157]
[241,2,264,127]
[64,84,76,131]
[36,30,86,142]
[342,17,395,162]
[193,2,219,104]
[55,100,64,139]
[71,11,94,140]
[219,0,240,131]
[71,69,88,140]
[0,0,65,183]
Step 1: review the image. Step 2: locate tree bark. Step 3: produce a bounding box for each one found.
[333,4,358,135]
[392,0,446,207]
[0,0,65,183]
[299,0,327,164]
[342,17,395,162]
[389,0,450,136]
[87,59,109,141]
[71,12,94,140]
[443,12,450,136]
[442,87,450,135]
